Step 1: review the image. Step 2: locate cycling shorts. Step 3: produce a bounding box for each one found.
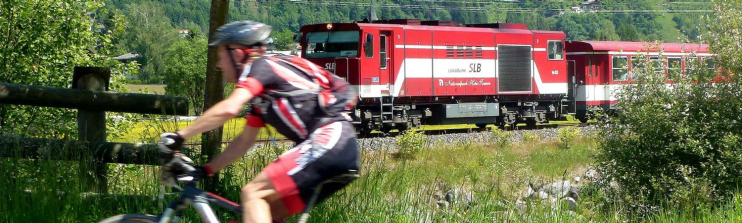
[263,121,360,214]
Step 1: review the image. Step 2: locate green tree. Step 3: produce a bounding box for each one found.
[115,1,177,84]
[617,23,642,41]
[596,0,742,214]
[164,37,208,115]
[0,0,132,138]
[272,29,296,51]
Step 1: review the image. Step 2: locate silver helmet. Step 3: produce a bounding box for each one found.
[208,21,272,47]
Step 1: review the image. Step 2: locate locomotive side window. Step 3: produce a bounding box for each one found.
[612,56,629,81]
[548,40,564,60]
[304,30,360,59]
[380,34,387,69]
[667,57,682,80]
[364,33,373,58]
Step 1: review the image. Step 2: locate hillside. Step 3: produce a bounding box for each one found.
[99,0,714,84]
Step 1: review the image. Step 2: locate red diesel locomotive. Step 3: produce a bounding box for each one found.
[297,19,711,133]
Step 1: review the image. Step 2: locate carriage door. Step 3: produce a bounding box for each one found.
[567,60,577,114]
[379,31,393,96]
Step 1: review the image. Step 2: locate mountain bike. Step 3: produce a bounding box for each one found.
[98,152,358,223]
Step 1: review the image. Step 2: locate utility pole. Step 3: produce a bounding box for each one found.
[370,0,378,21]
[203,0,229,192]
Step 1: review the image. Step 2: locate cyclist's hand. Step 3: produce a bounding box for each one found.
[191,165,214,180]
[158,132,184,153]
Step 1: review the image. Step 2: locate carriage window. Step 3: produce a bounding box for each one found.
[446,46,454,58]
[668,57,682,80]
[475,46,483,58]
[380,35,387,69]
[630,56,643,81]
[705,57,715,72]
[548,40,564,60]
[650,56,664,74]
[612,56,628,81]
[364,33,373,58]
[456,45,464,57]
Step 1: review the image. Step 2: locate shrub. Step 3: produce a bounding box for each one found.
[522,132,538,143]
[394,130,426,159]
[596,2,742,214]
[557,127,580,149]
[490,127,512,148]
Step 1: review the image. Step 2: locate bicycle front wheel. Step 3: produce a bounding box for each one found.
[98,214,159,223]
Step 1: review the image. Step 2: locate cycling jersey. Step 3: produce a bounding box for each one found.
[236,55,356,143]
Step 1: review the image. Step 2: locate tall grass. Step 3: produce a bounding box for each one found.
[2,132,742,222]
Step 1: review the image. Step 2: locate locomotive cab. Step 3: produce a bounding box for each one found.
[300,24,362,83]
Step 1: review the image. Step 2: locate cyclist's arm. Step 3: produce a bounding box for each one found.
[205,125,260,172]
[177,88,254,139]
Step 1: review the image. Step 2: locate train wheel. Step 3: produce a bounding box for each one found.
[395,123,409,133]
[510,123,519,129]
[359,121,373,136]
[381,124,393,134]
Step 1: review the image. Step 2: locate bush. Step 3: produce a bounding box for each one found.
[596,2,742,214]
[557,127,580,149]
[490,127,512,148]
[394,130,426,159]
[522,132,538,143]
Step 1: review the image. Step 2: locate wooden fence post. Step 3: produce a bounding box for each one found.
[74,67,110,193]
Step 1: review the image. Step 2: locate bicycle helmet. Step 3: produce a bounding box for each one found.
[208,21,272,47]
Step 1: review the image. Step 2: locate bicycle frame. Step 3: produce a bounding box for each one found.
[158,181,242,223]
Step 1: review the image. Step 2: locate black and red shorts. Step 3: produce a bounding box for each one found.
[264,121,360,214]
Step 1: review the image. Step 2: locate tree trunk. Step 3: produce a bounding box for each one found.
[202,0,230,191]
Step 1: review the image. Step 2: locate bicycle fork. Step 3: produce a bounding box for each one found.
[159,196,219,223]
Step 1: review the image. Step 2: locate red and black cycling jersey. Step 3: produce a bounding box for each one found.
[236,55,356,143]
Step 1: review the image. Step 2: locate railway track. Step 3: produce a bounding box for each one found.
[357,122,589,138]
[183,122,590,146]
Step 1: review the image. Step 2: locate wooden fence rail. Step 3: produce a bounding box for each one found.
[0,137,179,165]
[0,83,188,115]
[0,67,190,193]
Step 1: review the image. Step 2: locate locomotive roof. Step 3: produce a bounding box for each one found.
[566,41,709,53]
[300,22,563,36]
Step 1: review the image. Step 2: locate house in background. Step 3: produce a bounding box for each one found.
[581,0,601,12]
[113,53,140,80]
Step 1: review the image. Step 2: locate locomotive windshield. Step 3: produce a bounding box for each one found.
[304,30,359,59]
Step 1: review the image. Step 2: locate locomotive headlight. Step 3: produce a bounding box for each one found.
[326,23,333,30]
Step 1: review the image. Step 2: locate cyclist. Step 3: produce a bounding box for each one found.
[158,21,360,223]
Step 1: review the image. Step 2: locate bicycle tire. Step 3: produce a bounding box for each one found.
[98,214,159,223]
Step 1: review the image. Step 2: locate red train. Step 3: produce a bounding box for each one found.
[297,19,711,133]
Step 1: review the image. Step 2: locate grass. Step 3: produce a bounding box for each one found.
[4,130,741,222]
[116,114,583,143]
[113,118,285,143]
[126,84,166,94]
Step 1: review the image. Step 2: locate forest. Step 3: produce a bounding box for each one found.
[100,0,713,84]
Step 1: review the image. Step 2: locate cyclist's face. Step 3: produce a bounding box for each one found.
[216,45,243,83]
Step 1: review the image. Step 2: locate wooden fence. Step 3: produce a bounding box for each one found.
[0,67,189,193]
